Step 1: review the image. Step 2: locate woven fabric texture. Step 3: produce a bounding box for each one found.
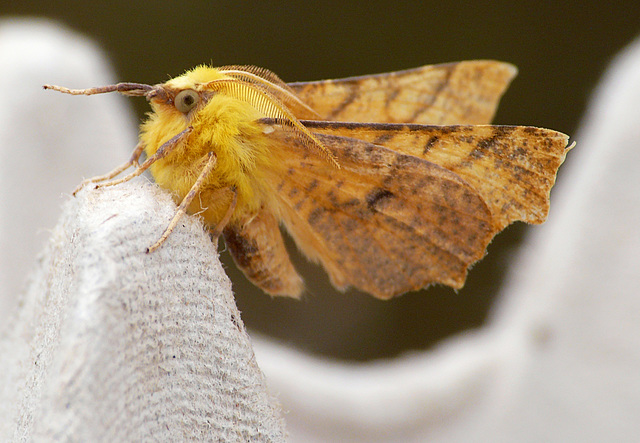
[1,181,285,442]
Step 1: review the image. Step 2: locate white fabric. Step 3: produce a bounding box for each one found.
[1,180,285,441]
[3,18,640,443]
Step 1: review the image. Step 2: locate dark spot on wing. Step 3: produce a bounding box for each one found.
[366,188,394,212]
[308,207,324,226]
[306,179,319,192]
[423,135,439,154]
[374,132,395,145]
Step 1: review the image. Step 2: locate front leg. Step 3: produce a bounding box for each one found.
[73,127,193,196]
[146,152,237,253]
[72,142,145,195]
[93,127,193,192]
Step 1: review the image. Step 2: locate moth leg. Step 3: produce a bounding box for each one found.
[94,126,193,191]
[210,186,237,239]
[146,150,217,253]
[72,142,145,195]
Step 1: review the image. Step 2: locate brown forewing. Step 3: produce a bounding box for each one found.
[287,60,517,125]
[263,128,497,299]
[223,208,304,297]
[302,122,572,229]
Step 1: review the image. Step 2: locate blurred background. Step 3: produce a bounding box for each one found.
[2,1,639,361]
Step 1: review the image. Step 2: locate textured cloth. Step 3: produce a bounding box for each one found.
[1,180,285,441]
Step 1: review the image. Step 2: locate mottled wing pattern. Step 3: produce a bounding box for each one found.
[288,60,517,125]
[223,208,304,297]
[262,127,497,299]
[303,122,572,229]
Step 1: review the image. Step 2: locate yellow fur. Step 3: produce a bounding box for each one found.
[139,66,277,226]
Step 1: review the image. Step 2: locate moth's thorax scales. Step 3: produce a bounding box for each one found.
[139,68,276,226]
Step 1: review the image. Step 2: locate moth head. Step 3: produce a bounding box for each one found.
[43,65,339,167]
[43,65,305,120]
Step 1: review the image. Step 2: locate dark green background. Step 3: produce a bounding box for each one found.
[5,1,639,360]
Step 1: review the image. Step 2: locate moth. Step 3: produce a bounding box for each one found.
[44,61,572,299]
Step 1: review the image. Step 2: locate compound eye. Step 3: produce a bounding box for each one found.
[174,89,199,113]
